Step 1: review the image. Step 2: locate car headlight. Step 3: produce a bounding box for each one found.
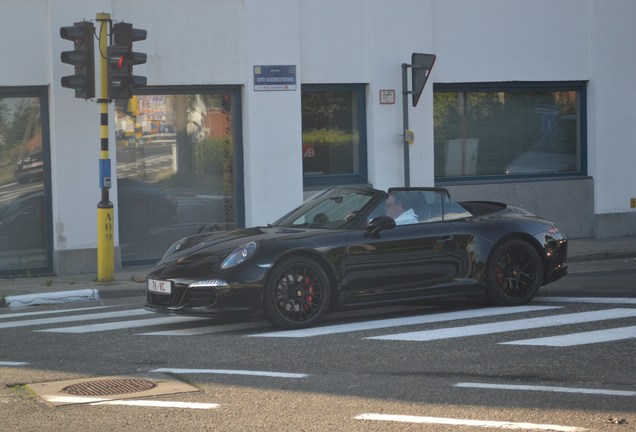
[221,242,258,269]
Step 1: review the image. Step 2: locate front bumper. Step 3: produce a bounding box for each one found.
[145,278,263,317]
[542,235,568,284]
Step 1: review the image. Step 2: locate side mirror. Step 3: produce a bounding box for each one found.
[366,215,396,237]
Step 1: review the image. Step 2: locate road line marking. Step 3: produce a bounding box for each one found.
[91,400,219,409]
[502,325,636,347]
[0,361,29,366]
[0,309,153,330]
[0,306,111,320]
[46,395,109,404]
[36,316,207,333]
[354,413,588,431]
[138,321,267,336]
[369,308,636,342]
[455,382,636,397]
[535,296,636,305]
[249,306,560,338]
[152,368,308,379]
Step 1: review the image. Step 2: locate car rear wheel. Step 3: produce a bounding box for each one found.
[263,256,331,329]
[486,239,543,306]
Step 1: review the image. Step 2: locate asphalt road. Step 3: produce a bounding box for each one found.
[0,259,634,431]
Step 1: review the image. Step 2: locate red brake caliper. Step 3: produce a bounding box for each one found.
[304,276,314,312]
[496,264,505,288]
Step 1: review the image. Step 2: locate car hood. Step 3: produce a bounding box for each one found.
[160,226,321,264]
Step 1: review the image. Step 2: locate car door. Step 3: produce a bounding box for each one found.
[339,189,470,304]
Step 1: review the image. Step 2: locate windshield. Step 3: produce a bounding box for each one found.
[273,188,377,229]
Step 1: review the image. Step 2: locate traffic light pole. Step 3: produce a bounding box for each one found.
[60,13,147,281]
[401,62,411,188]
[96,12,114,281]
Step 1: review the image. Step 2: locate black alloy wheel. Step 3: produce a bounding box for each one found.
[263,256,331,329]
[486,239,543,306]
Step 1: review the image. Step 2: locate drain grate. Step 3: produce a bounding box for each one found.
[62,378,157,396]
[28,373,201,406]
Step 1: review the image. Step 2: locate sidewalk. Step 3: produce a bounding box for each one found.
[1,236,636,308]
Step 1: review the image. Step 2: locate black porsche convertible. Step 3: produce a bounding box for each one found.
[145,186,568,329]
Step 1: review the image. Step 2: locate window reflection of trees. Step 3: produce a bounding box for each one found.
[115,92,237,264]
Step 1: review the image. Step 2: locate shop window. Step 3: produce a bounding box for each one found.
[433,82,586,180]
[302,84,367,186]
[0,87,51,274]
[115,87,243,265]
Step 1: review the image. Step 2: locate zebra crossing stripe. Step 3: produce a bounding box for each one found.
[249,306,559,338]
[0,306,110,320]
[138,321,268,336]
[36,316,208,333]
[502,325,636,347]
[369,308,636,342]
[535,297,636,305]
[0,309,152,330]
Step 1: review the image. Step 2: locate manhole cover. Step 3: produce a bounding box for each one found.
[62,378,157,396]
[28,373,201,406]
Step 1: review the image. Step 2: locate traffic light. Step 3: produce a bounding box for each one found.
[60,21,95,99]
[107,22,147,99]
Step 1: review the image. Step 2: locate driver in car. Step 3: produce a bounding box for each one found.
[385,191,419,225]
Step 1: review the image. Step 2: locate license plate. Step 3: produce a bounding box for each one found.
[148,279,171,294]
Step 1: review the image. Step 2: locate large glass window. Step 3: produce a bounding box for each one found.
[434,82,585,180]
[115,88,242,265]
[301,84,367,186]
[0,87,51,274]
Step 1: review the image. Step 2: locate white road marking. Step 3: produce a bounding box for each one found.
[0,309,153,330]
[152,368,308,379]
[455,382,636,397]
[45,395,219,409]
[249,306,560,338]
[91,400,219,409]
[36,316,207,333]
[369,308,636,341]
[502,325,636,347]
[0,361,29,366]
[535,296,636,305]
[0,306,111,320]
[138,321,267,336]
[354,413,588,431]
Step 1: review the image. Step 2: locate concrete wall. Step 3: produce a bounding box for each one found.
[445,178,595,239]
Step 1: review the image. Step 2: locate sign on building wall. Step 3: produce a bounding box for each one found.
[254,65,297,91]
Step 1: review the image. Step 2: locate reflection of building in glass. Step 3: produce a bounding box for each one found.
[115,92,237,264]
[0,95,48,274]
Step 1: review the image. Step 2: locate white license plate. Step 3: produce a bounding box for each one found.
[148,279,172,294]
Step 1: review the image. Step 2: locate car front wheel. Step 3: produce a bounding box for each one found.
[486,239,543,306]
[263,256,331,329]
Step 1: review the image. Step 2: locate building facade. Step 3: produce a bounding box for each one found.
[1,0,635,275]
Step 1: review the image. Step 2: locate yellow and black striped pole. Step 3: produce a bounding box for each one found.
[96,12,114,281]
